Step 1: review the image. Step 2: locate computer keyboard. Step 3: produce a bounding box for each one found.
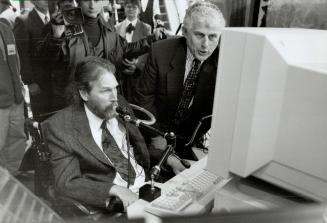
[145,170,228,216]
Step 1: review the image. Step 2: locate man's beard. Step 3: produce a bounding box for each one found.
[89,101,119,120]
[103,101,119,120]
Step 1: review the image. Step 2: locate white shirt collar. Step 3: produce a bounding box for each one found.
[186,48,203,64]
[184,48,203,82]
[124,18,138,27]
[34,7,50,24]
[84,104,121,142]
[84,104,104,131]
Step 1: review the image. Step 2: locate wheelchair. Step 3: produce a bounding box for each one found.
[21,103,157,221]
[22,114,123,221]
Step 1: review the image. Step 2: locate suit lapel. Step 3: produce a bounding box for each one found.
[30,9,45,28]
[72,105,113,167]
[166,39,187,114]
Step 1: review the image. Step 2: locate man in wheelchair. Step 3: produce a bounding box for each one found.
[41,56,180,215]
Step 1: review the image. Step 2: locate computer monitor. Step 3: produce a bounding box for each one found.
[207,28,327,202]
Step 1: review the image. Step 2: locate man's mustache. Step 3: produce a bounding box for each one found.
[105,101,119,113]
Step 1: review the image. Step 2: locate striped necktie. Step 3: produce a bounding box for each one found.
[101,121,136,185]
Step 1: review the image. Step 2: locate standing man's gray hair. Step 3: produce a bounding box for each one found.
[183,1,226,30]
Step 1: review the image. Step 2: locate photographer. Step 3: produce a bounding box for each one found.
[37,0,164,112]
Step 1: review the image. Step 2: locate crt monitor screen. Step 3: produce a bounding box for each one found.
[207,28,327,201]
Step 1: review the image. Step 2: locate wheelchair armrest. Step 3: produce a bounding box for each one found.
[56,195,103,216]
[48,187,123,219]
[45,186,104,218]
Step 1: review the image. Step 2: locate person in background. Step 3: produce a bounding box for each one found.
[115,0,151,101]
[116,0,151,43]
[100,0,116,30]
[134,1,226,174]
[139,0,160,31]
[38,0,164,112]
[0,0,17,28]
[14,0,52,120]
[0,16,26,176]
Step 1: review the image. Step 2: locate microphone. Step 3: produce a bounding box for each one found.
[117,106,191,201]
[116,106,164,137]
[116,106,142,126]
[116,106,191,169]
[116,106,141,123]
[115,106,129,115]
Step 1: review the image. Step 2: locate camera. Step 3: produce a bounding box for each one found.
[61,7,84,25]
[48,0,84,37]
[62,7,84,36]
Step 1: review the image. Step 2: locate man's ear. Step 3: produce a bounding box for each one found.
[79,89,88,102]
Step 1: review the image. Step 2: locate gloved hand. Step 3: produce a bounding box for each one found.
[122,58,138,76]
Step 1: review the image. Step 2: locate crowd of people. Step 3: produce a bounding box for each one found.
[0,0,225,215]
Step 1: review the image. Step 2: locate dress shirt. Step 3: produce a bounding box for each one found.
[119,18,138,43]
[184,48,203,82]
[34,7,50,24]
[84,104,145,193]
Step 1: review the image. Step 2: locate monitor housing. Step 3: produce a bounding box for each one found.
[207,28,327,202]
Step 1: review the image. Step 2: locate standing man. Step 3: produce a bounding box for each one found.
[43,57,177,212]
[139,0,161,31]
[0,17,26,175]
[14,0,51,120]
[134,2,226,164]
[115,0,151,101]
[115,0,151,43]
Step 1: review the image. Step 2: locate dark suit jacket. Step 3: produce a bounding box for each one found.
[134,37,219,147]
[42,97,152,208]
[14,9,52,116]
[14,9,49,87]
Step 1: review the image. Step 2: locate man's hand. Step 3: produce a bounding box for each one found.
[122,58,137,75]
[28,83,41,96]
[51,10,65,38]
[109,185,138,212]
[151,136,167,151]
[153,27,166,40]
[166,155,186,175]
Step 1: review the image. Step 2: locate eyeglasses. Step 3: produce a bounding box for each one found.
[125,4,138,10]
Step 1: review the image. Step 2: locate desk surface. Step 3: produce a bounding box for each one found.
[128,151,314,222]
